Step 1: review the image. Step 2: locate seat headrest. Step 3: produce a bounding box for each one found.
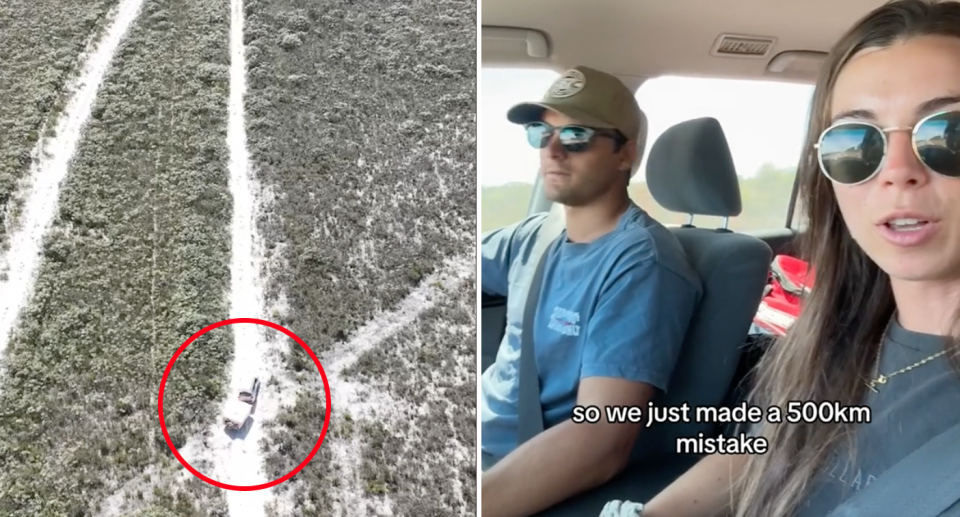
[645,117,742,218]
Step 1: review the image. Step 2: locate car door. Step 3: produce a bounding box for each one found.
[481,292,508,373]
[480,172,551,374]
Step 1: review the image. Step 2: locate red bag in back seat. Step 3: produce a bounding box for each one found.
[752,255,815,336]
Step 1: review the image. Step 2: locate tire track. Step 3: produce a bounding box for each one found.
[1,0,234,512]
[217,0,274,514]
[0,0,144,376]
[178,1,286,514]
[322,254,473,517]
[0,0,121,248]
[334,260,476,516]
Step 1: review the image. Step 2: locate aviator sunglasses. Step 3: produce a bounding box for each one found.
[816,110,960,185]
[524,121,627,153]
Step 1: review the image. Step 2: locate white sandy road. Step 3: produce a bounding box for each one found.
[170,0,276,513]
[211,0,275,514]
[180,254,474,517]
[56,0,277,512]
[110,250,472,516]
[197,4,474,511]
[0,0,145,372]
[188,255,473,517]
[164,0,286,514]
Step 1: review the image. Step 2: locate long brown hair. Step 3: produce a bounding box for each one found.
[732,1,960,516]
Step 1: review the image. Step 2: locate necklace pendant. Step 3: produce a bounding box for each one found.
[867,375,887,393]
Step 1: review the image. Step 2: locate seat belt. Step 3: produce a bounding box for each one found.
[516,203,566,445]
[826,418,960,517]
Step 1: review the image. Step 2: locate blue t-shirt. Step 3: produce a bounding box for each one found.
[480,203,702,459]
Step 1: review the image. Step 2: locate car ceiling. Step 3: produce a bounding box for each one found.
[482,0,893,85]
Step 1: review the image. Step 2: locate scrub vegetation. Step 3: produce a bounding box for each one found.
[0,0,476,514]
[345,280,477,515]
[244,0,476,514]
[0,0,120,250]
[0,0,233,514]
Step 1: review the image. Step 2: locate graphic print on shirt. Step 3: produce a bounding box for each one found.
[825,457,877,492]
[548,305,581,337]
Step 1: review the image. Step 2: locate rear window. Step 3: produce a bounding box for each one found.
[632,76,815,231]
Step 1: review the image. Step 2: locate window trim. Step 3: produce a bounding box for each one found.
[785,172,801,230]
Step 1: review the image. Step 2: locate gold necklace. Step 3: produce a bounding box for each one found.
[866,326,947,392]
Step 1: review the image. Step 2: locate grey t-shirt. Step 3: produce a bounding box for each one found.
[794,318,960,517]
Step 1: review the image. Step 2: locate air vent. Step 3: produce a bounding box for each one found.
[711,34,776,58]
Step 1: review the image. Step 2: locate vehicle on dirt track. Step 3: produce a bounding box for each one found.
[223,377,260,430]
[238,377,261,404]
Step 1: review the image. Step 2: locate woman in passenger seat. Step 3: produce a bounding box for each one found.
[601,1,960,516]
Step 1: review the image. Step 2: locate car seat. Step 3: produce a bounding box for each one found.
[534,117,772,515]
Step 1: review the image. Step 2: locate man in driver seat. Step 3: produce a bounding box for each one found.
[480,65,702,517]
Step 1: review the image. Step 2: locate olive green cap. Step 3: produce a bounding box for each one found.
[506,65,646,144]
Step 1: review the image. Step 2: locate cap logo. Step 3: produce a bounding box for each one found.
[547,69,586,99]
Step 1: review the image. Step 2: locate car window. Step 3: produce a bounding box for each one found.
[632,76,815,232]
[481,67,559,232]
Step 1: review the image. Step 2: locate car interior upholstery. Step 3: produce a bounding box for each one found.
[522,117,773,515]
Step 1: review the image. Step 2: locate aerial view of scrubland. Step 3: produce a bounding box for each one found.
[0,0,476,515]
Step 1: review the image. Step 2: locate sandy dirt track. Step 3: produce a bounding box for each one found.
[0,0,145,367]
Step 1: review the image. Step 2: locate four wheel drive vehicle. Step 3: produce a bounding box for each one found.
[223,377,260,430]
[239,377,261,404]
